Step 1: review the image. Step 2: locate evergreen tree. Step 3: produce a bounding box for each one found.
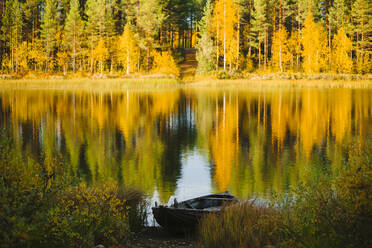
[85,0,106,73]
[65,0,82,73]
[196,0,216,73]
[1,0,23,72]
[137,0,166,72]
[41,0,58,71]
[105,0,116,73]
[251,0,266,69]
[329,0,349,33]
[351,0,372,73]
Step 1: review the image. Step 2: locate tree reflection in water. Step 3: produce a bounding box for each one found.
[0,88,371,201]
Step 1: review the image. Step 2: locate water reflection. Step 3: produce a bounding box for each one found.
[0,88,371,201]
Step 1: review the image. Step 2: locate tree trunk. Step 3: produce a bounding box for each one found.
[258,40,261,69]
[126,45,130,75]
[223,0,226,71]
[216,15,219,71]
[236,8,240,70]
[264,32,267,71]
[279,45,283,72]
[147,48,150,73]
[73,31,76,73]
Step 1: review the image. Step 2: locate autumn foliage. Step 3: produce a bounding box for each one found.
[0,0,369,76]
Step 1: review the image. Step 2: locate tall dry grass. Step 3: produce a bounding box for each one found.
[199,202,282,248]
[198,141,372,248]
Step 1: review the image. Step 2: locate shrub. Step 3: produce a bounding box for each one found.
[199,141,372,248]
[41,183,132,247]
[0,132,147,248]
[152,50,180,78]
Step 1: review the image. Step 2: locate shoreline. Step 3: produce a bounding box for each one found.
[0,77,371,91]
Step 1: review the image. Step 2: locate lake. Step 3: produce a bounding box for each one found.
[1,86,371,204]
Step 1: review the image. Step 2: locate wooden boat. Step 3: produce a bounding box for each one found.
[152,192,238,233]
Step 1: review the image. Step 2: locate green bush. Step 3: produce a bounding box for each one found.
[0,132,147,248]
[40,184,132,247]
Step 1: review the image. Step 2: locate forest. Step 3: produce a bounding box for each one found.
[0,0,371,76]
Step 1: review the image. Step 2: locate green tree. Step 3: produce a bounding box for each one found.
[351,0,372,73]
[1,0,22,72]
[65,0,82,73]
[251,0,267,69]
[85,0,106,73]
[196,0,216,73]
[329,0,349,33]
[41,0,58,71]
[137,0,166,72]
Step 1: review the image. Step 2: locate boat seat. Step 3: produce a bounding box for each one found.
[185,202,195,209]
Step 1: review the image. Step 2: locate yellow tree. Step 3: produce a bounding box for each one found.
[16,41,29,71]
[331,28,353,73]
[213,0,238,71]
[272,26,290,72]
[94,38,108,75]
[288,31,302,71]
[302,13,328,73]
[117,23,139,75]
[152,50,180,78]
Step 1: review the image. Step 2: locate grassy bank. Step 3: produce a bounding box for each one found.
[198,141,372,248]
[0,132,148,248]
[0,78,180,91]
[0,77,371,91]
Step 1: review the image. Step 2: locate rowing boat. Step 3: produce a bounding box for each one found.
[152,192,238,233]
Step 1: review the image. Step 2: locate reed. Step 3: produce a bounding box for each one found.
[198,141,372,248]
[199,202,281,248]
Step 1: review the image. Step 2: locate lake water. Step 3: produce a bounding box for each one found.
[1,87,371,204]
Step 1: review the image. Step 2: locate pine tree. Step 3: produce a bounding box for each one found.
[65,0,82,73]
[85,0,106,73]
[41,0,58,72]
[137,0,166,72]
[105,0,116,73]
[351,0,372,73]
[196,0,216,73]
[331,28,353,73]
[1,0,22,72]
[329,0,349,33]
[251,0,266,70]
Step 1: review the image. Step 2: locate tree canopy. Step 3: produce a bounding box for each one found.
[0,0,370,74]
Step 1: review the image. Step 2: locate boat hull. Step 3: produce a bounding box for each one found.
[152,192,238,233]
[152,207,216,233]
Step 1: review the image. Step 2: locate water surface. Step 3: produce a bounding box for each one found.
[1,87,371,203]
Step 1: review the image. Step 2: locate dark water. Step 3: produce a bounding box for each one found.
[1,87,371,203]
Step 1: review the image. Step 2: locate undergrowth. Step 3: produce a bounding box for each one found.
[199,140,372,248]
[0,131,148,248]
